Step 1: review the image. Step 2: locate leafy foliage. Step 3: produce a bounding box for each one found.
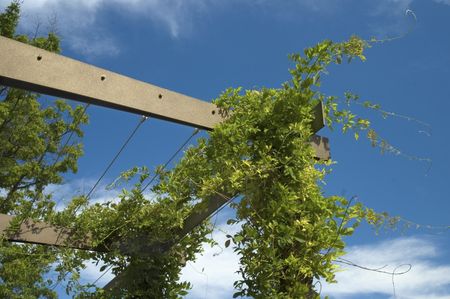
[0,1,88,297]
[75,37,389,298]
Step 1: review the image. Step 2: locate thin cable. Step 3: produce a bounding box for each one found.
[336,258,412,276]
[324,196,357,257]
[92,264,115,286]
[367,9,417,44]
[142,128,200,192]
[85,115,148,201]
[53,116,148,255]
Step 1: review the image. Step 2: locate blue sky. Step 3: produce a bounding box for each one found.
[2,0,450,298]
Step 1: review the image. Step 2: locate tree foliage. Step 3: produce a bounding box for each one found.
[0,1,88,298]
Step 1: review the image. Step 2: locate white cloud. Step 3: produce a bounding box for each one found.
[45,178,122,211]
[1,0,439,59]
[0,0,118,57]
[182,235,450,299]
[323,237,450,299]
[371,0,414,17]
[0,0,221,57]
[181,222,242,299]
[0,0,425,58]
[80,259,115,287]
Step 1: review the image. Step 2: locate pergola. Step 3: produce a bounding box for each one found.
[0,35,330,290]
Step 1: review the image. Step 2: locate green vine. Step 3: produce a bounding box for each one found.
[68,36,397,298]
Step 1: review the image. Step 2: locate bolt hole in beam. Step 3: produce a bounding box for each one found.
[211,110,216,115]
[158,93,163,99]
[100,75,106,81]
[0,36,225,130]
[37,55,42,61]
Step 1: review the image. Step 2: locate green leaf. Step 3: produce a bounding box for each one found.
[234,235,243,243]
[227,219,237,225]
[225,239,231,248]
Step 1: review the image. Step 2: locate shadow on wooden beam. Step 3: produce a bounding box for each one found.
[0,213,96,251]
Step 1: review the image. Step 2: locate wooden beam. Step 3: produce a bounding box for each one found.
[0,213,96,251]
[0,36,224,130]
[311,135,330,161]
[0,37,327,134]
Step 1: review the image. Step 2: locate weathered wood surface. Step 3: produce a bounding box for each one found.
[0,36,224,130]
[0,36,328,135]
[0,213,94,250]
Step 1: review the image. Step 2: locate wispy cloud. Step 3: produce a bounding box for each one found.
[0,0,220,57]
[183,235,450,299]
[366,0,417,40]
[181,222,242,299]
[45,178,122,211]
[80,259,115,287]
[323,237,450,299]
[253,0,342,14]
[371,0,414,17]
[0,0,119,58]
[1,0,429,58]
[64,33,120,58]
[120,0,221,39]
[13,176,450,298]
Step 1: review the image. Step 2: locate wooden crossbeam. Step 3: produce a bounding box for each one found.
[0,213,96,250]
[0,36,223,130]
[0,36,329,160]
[0,36,327,136]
